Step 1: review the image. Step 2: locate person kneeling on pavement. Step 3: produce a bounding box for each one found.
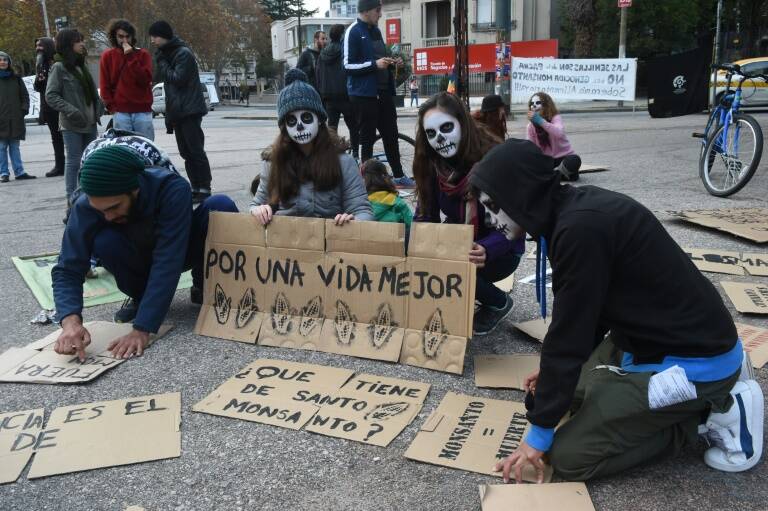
[470,139,763,483]
[52,145,238,359]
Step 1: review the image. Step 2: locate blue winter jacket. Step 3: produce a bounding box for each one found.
[52,168,192,333]
[343,19,396,97]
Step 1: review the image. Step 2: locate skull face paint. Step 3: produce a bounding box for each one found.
[423,109,461,159]
[285,110,319,144]
[529,95,543,112]
[479,192,525,241]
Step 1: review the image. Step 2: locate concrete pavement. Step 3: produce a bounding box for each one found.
[0,107,766,510]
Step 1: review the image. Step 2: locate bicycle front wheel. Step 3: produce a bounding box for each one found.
[372,133,416,177]
[699,114,763,197]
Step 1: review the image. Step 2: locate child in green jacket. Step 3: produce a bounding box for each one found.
[362,159,413,228]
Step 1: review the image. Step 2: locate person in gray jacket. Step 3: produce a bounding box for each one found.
[45,29,103,205]
[250,69,373,225]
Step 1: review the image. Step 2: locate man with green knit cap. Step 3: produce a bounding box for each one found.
[52,144,237,360]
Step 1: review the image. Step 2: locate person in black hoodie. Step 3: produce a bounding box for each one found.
[470,139,762,482]
[316,24,359,160]
[149,20,211,204]
[34,37,65,177]
[297,30,326,91]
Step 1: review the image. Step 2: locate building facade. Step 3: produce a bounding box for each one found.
[271,16,355,68]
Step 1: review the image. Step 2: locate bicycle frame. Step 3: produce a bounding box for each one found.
[702,72,743,155]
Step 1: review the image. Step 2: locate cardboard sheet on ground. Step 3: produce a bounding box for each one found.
[404,392,552,483]
[671,208,768,244]
[12,253,193,310]
[513,317,552,342]
[0,408,44,484]
[479,482,595,511]
[736,322,768,368]
[27,392,181,478]
[519,269,552,288]
[684,248,768,276]
[474,355,541,390]
[579,164,610,174]
[721,281,768,314]
[193,358,429,446]
[196,213,476,374]
[0,321,172,384]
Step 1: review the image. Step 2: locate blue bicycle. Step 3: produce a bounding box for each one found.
[694,63,765,196]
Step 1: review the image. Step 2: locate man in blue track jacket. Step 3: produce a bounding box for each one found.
[51,145,237,360]
[343,0,414,187]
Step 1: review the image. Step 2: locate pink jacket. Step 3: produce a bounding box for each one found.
[526,114,575,160]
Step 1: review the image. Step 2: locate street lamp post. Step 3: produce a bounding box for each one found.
[40,0,51,37]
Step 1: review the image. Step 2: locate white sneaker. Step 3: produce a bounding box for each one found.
[703,380,764,472]
[739,351,756,382]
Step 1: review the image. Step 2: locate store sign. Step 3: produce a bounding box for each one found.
[413,43,497,75]
[386,19,401,45]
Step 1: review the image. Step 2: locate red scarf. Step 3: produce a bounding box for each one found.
[436,162,480,237]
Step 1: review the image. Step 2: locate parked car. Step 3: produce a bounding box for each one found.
[151,83,211,117]
[711,57,768,106]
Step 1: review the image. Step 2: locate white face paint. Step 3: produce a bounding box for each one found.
[479,192,525,241]
[423,109,461,159]
[529,95,543,112]
[285,110,319,145]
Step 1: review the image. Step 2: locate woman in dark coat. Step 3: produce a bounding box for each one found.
[0,51,36,183]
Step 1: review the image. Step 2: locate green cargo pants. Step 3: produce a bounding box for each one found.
[549,335,739,481]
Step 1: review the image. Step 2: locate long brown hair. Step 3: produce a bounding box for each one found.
[413,92,501,215]
[529,91,559,122]
[471,109,507,141]
[266,124,344,204]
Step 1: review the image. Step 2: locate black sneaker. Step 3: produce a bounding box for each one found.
[114,298,138,323]
[190,286,203,305]
[15,173,36,180]
[473,294,514,336]
[45,167,64,177]
[0,175,8,183]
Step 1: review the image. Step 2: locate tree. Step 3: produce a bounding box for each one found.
[0,0,46,74]
[259,0,316,21]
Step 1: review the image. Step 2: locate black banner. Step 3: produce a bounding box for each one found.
[647,48,710,118]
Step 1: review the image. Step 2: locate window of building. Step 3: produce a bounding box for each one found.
[476,0,493,25]
[424,1,451,38]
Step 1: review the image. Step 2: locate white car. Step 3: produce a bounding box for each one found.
[151,83,211,117]
[711,58,768,107]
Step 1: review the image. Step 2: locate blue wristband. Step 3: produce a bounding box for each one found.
[531,112,545,126]
[524,424,555,452]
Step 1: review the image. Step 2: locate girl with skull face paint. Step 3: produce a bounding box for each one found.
[526,92,581,182]
[249,69,373,226]
[413,92,524,336]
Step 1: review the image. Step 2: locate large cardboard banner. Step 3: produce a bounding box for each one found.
[196,213,476,374]
[404,392,552,483]
[511,58,637,103]
[684,248,768,276]
[0,408,44,484]
[479,483,595,511]
[193,358,430,447]
[672,209,768,244]
[737,322,768,368]
[27,392,181,478]
[0,322,172,384]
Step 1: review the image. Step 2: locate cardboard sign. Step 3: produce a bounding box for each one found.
[579,164,610,174]
[0,322,172,384]
[684,248,768,276]
[672,209,768,243]
[27,392,180,478]
[404,392,552,483]
[513,318,551,342]
[721,281,768,314]
[474,355,541,390]
[0,408,44,484]
[479,482,595,511]
[193,359,429,446]
[736,322,768,368]
[196,213,476,374]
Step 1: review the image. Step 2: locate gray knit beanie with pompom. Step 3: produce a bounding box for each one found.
[277,68,327,125]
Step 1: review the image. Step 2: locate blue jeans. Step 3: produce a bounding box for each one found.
[113,111,155,141]
[62,127,98,202]
[476,252,521,307]
[0,139,25,177]
[92,195,238,297]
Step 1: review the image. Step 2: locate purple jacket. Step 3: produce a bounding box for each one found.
[414,175,524,261]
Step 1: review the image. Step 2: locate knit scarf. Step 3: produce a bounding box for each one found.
[54,52,98,106]
[0,70,11,78]
[435,161,480,237]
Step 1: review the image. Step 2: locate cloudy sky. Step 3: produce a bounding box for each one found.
[306,0,331,15]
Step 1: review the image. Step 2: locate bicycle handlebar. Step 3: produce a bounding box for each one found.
[712,63,741,74]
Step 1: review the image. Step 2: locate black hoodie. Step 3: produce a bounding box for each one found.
[154,37,207,123]
[471,139,737,429]
[316,41,348,100]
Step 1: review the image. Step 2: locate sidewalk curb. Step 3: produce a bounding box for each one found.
[222,105,647,122]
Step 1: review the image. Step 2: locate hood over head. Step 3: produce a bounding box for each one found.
[470,138,561,238]
[36,37,55,60]
[320,41,342,62]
